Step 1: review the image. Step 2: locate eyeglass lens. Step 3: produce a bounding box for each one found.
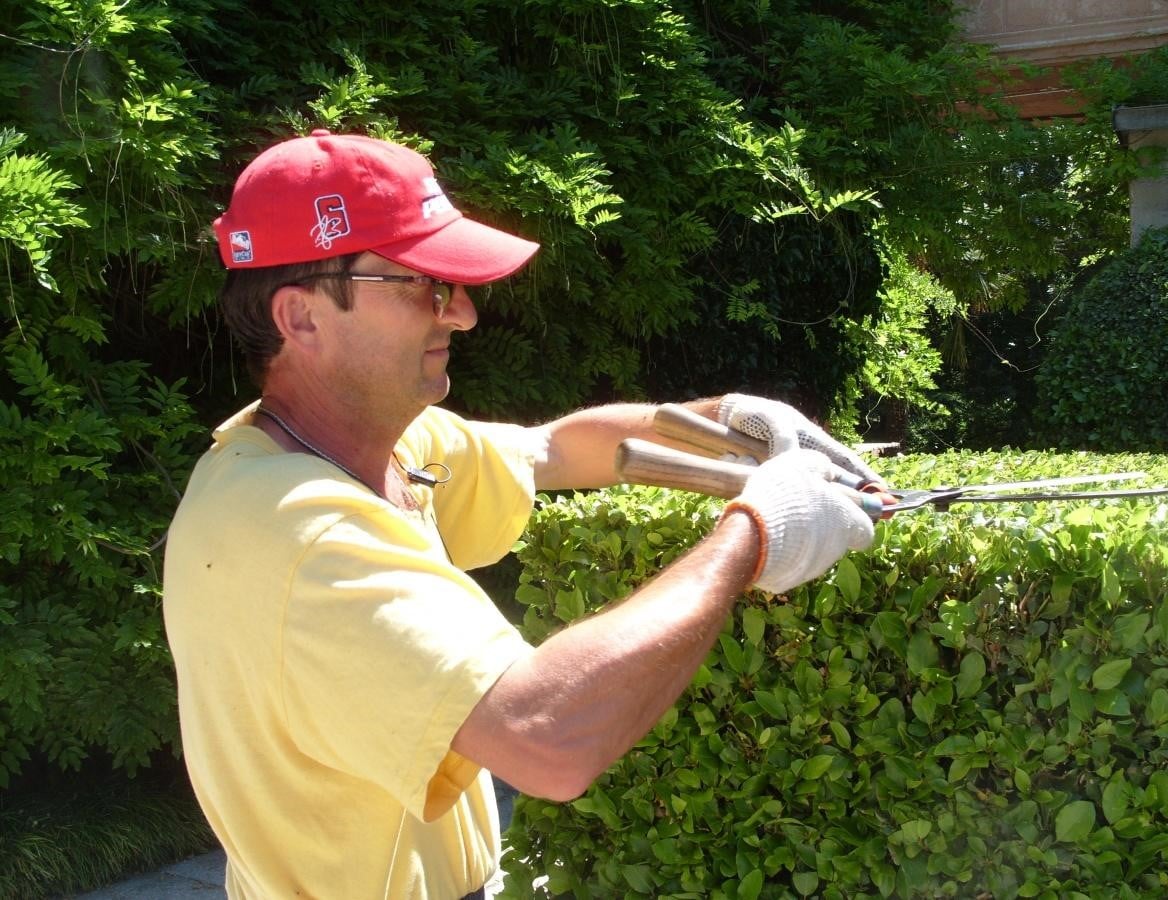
[431,281,453,319]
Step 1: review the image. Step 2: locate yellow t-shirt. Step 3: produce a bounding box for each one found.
[162,402,537,899]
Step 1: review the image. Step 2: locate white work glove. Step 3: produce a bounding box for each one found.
[724,450,875,595]
[718,393,883,486]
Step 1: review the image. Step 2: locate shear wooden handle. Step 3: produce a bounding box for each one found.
[653,403,769,460]
[614,438,756,499]
[616,437,891,521]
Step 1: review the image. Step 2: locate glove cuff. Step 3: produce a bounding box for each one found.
[725,468,819,594]
[721,501,768,584]
[716,393,747,426]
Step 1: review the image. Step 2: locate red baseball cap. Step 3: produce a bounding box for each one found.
[213,129,539,284]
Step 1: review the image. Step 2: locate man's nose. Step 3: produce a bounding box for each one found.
[444,285,478,331]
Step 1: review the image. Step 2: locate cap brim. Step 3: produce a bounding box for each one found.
[370,216,539,285]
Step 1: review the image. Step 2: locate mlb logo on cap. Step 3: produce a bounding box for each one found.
[229,231,253,264]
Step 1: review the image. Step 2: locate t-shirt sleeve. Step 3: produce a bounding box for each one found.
[279,514,532,823]
[400,409,539,571]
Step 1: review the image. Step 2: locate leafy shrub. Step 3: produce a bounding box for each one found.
[0,5,215,789]
[837,249,954,444]
[1034,228,1168,451]
[902,292,1052,453]
[641,210,883,422]
[504,450,1168,898]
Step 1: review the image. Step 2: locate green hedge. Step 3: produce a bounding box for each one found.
[1035,227,1168,451]
[503,451,1168,899]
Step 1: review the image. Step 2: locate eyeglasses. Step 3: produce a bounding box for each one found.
[298,273,454,319]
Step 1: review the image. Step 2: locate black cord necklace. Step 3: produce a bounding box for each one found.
[254,406,448,494]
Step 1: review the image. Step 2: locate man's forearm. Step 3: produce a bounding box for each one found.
[452,509,759,800]
[532,398,722,490]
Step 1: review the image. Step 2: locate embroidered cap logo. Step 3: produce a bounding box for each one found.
[311,194,351,250]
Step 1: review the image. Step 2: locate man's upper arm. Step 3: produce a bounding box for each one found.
[280,515,530,820]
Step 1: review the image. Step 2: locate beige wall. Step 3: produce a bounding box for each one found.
[963,1,1168,64]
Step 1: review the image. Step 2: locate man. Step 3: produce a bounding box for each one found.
[163,129,878,899]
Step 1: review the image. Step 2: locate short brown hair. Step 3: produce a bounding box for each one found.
[219,253,361,387]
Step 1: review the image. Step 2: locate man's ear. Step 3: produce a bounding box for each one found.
[270,285,322,351]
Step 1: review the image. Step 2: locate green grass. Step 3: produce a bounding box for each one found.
[0,763,217,900]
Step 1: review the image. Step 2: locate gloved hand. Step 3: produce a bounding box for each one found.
[718,393,883,486]
[724,450,875,595]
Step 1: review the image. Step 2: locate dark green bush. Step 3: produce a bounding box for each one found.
[504,451,1168,898]
[1034,228,1168,451]
[0,2,214,789]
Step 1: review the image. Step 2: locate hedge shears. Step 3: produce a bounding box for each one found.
[614,404,1168,521]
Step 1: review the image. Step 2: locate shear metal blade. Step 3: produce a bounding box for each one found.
[927,471,1147,495]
